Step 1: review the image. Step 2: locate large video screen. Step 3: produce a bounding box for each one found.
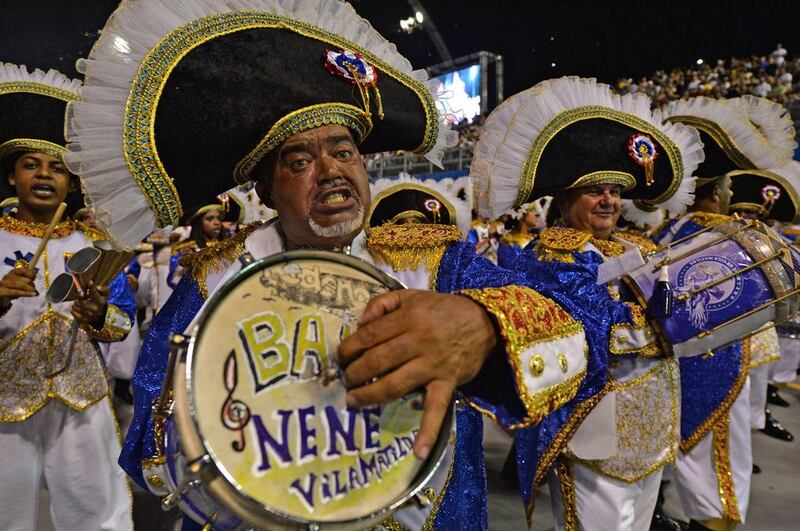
[433,63,481,125]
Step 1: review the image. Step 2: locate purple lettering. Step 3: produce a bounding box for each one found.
[253,411,293,472]
[363,406,381,450]
[324,406,358,457]
[289,473,316,510]
[297,406,317,460]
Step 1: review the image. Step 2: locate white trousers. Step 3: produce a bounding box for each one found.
[0,397,133,531]
[749,364,769,429]
[673,376,751,523]
[549,459,662,531]
[772,336,800,384]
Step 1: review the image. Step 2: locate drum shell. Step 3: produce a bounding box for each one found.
[163,251,454,530]
[626,221,799,357]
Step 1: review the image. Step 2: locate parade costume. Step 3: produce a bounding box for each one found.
[654,96,797,527]
[470,76,704,529]
[0,63,134,530]
[496,199,550,270]
[65,2,594,528]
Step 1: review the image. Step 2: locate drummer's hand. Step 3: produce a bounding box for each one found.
[72,281,109,328]
[339,289,498,460]
[0,268,38,307]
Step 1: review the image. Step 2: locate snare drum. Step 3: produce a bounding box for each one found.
[152,250,454,530]
[626,219,800,357]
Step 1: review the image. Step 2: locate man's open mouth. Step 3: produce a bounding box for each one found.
[313,186,358,213]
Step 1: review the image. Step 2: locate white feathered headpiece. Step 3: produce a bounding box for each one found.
[470,77,704,228]
[65,0,456,248]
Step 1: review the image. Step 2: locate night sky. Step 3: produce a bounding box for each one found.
[3,0,799,103]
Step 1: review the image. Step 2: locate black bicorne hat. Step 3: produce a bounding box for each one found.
[0,63,80,167]
[727,163,800,223]
[471,77,704,225]
[66,1,452,248]
[369,182,454,228]
[660,96,789,185]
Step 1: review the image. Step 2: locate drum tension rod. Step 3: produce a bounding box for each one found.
[654,220,755,271]
[162,454,212,511]
[697,285,800,338]
[677,248,789,301]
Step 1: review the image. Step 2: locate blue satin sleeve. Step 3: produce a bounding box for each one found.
[466,228,480,246]
[108,270,137,333]
[119,274,206,488]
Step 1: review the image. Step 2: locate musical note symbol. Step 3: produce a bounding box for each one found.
[220,350,251,452]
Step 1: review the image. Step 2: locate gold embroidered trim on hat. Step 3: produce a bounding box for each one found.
[667,115,756,171]
[367,223,461,289]
[518,106,684,208]
[369,182,457,229]
[712,414,742,523]
[567,170,636,192]
[125,11,438,227]
[459,286,585,425]
[0,139,66,162]
[0,81,78,101]
[681,336,750,452]
[0,216,75,239]
[556,456,579,531]
[234,103,373,183]
[179,221,262,299]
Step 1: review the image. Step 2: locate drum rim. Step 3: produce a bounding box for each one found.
[183,249,454,527]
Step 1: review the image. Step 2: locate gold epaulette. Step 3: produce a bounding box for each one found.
[500,231,533,248]
[171,240,198,256]
[77,222,109,242]
[366,223,461,286]
[179,222,262,296]
[535,227,592,263]
[615,230,658,254]
[689,211,733,228]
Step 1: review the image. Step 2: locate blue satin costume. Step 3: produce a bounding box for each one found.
[121,239,583,530]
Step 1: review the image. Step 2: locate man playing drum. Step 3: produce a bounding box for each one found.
[469,76,705,531]
[66,1,594,528]
[653,96,798,531]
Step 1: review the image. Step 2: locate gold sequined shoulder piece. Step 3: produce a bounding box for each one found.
[535,227,592,262]
[690,211,733,228]
[614,230,658,254]
[171,240,198,255]
[366,223,461,287]
[0,216,76,239]
[179,221,262,282]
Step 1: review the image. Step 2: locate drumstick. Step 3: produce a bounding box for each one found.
[27,202,67,272]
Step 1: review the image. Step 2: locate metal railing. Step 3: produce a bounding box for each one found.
[366,145,474,178]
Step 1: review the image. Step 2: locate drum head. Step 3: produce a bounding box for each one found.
[184,251,440,526]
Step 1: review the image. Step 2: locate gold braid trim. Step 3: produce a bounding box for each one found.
[0,216,75,239]
[367,223,461,289]
[590,237,627,258]
[615,230,658,253]
[459,286,585,424]
[689,211,733,228]
[525,383,612,522]
[680,341,751,453]
[556,456,579,531]
[178,222,262,298]
[712,414,743,523]
[535,227,592,263]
